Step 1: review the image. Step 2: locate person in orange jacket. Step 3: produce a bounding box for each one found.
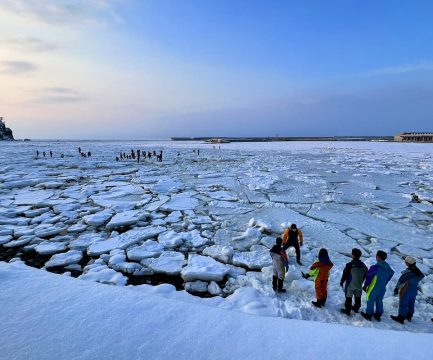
[282,224,304,265]
[302,248,334,308]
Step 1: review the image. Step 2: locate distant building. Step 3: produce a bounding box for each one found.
[394,132,433,142]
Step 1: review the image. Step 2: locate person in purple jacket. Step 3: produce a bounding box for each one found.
[361,250,394,322]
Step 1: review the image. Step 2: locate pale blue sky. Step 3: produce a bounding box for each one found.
[1,0,432,139]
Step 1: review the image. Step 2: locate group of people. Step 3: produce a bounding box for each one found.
[116,149,163,163]
[36,150,65,159]
[270,224,427,325]
[78,147,91,158]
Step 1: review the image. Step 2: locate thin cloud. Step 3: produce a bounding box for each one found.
[32,87,86,104]
[0,61,38,74]
[361,62,433,77]
[5,37,58,52]
[0,0,123,26]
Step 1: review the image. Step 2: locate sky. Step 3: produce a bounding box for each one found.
[1,0,433,139]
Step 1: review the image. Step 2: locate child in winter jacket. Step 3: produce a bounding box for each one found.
[302,248,333,308]
[390,256,424,324]
[361,250,394,322]
[340,248,368,315]
[270,237,289,293]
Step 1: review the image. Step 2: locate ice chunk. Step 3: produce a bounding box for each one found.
[88,227,164,256]
[208,281,222,295]
[79,264,127,286]
[185,280,209,293]
[106,210,148,230]
[202,245,234,263]
[232,228,261,251]
[158,230,184,248]
[83,210,113,227]
[161,193,199,211]
[45,250,83,268]
[181,254,229,282]
[127,240,164,261]
[149,251,185,275]
[35,241,67,255]
[232,251,272,270]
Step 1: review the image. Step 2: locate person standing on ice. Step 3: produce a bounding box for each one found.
[282,224,303,265]
[270,237,288,293]
[340,248,368,315]
[390,256,424,324]
[361,250,394,322]
[302,248,333,308]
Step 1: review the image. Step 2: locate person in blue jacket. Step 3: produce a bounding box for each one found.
[361,250,394,321]
[390,256,425,324]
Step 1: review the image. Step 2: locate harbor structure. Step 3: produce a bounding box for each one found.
[394,132,433,142]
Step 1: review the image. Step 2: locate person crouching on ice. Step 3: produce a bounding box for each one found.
[361,250,394,322]
[302,248,333,308]
[270,237,289,293]
[390,256,424,324]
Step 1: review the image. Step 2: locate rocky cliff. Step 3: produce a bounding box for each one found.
[0,118,14,140]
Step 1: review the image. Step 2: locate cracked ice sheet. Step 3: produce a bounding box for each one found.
[308,203,433,249]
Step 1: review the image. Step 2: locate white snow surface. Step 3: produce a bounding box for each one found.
[0,262,431,360]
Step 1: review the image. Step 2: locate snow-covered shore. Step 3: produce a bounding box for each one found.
[0,262,431,360]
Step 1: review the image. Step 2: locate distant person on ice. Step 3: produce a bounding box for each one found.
[269,237,288,293]
[361,250,394,322]
[302,248,333,308]
[340,248,368,315]
[282,224,303,265]
[390,256,424,324]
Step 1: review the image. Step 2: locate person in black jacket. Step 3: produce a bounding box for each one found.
[340,248,368,315]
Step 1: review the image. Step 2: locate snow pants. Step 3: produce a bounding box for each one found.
[283,240,300,262]
[398,295,416,318]
[315,279,328,302]
[271,255,285,281]
[366,289,385,316]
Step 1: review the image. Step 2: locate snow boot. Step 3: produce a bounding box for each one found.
[361,312,372,321]
[352,297,361,313]
[277,279,286,293]
[373,313,381,322]
[343,297,352,315]
[321,298,327,307]
[390,315,405,324]
[272,276,278,291]
[406,314,412,322]
[312,301,322,308]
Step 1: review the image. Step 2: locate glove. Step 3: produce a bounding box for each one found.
[362,285,367,292]
[394,288,399,296]
[340,282,344,288]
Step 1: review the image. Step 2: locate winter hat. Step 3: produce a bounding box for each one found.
[404,256,416,265]
[290,224,297,229]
